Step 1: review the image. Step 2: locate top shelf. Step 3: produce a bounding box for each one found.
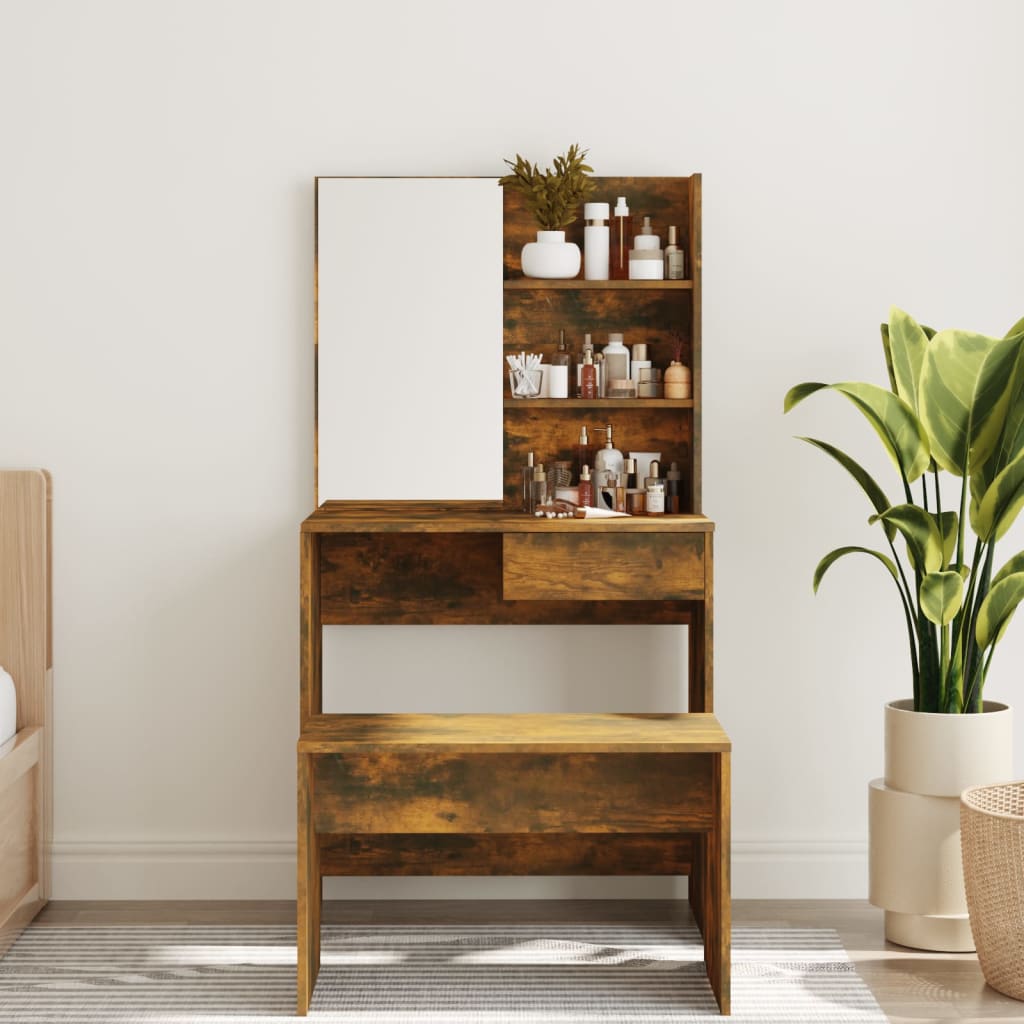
[504,279,693,291]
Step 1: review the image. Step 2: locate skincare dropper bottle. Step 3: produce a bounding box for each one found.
[578,464,594,508]
[580,349,598,399]
[629,216,665,280]
[576,333,594,397]
[644,460,665,515]
[593,424,624,505]
[664,225,685,280]
[522,451,535,513]
[576,425,592,477]
[611,196,632,280]
[549,329,571,399]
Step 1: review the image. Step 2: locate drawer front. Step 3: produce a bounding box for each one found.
[503,532,705,601]
[312,752,715,834]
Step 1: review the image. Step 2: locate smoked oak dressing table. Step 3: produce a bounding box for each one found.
[298,175,730,1014]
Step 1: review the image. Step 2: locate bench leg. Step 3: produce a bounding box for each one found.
[297,752,320,1015]
[702,751,731,1014]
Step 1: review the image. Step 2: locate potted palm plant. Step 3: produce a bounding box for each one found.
[785,307,1024,951]
[499,144,595,279]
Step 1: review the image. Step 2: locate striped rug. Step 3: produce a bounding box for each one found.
[0,922,887,1022]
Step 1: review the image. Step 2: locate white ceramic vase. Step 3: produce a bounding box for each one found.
[521,230,581,279]
[869,699,1014,951]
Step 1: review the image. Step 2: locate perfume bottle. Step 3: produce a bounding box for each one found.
[531,463,548,511]
[610,196,632,280]
[664,225,685,280]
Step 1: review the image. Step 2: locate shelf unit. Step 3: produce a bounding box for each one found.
[298,176,729,1016]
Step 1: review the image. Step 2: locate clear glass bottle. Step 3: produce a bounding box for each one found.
[578,464,594,508]
[664,225,686,280]
[611,196,632,280]
[531,463,547,512]
[522,451,535,513]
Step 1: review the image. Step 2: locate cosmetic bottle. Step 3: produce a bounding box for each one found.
[531,463,548,511]
[576,424,592,476]
[664,225,685,280]
[522,451,535,513]
[592,424,624,504]
[576,333,593,397]
[577,464,594,508]
[664,360,691,399]
[629,216,664,280]
[548,329,571,399]
[610,196,632,280]
[593,351,606,397]
[630,343,652,390]
[580,349,598,399]
[666,461,683,514]
[623,457,638,490]
[584,202,610,281]
[602,333,630,385]
[638,367,663,398]
[626,489,646,515]
[613,474,627,513]
[644,460,665,515]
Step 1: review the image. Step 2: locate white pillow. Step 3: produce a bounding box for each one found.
[0,666,16,747]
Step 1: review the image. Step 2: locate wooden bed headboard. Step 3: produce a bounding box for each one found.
[0,469,52,952]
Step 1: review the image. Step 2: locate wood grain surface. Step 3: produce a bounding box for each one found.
[312,752,715,834]
[502,532,705,601]
[318,832,695,876]
[299,713,730,753]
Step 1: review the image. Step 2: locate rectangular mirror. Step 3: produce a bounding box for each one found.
[316,177,503,502]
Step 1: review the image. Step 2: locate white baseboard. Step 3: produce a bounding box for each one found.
[52,839,868,901]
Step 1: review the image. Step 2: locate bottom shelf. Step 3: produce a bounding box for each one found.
[318,833,695,877]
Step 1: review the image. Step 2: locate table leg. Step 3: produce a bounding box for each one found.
[702,751,731,1014]
[297,752,320,1015]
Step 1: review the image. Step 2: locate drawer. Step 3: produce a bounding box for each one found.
[503,532,705,601]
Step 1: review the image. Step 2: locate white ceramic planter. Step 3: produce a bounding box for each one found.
[521,230,581,279]
[869,699,1013,951]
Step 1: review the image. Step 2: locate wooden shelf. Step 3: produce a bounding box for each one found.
[505,398,694,410]
[300,713,730,754]
[304,501,713,534]
[504,279,693,290]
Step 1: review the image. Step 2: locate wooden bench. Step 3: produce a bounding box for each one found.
[297,712,730,1013]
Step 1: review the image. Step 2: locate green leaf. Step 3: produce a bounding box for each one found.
[918,328,1001,475]
[813,545,899,593]
[932,510,958,566]
[969,332,1024,507]
[920,571,964,625]
[1005,316,1024,339]
[992,551,1024,587]
[888,308,929,416]
[972,446,1024,541]
[976,571,1024,650]
[871,504,943,573]
[785,381,930,482]
[795,437,896,540]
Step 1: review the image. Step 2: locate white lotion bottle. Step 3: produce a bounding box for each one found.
[583,202,610,280]
[602,332,631,387]
[593,424,624,509]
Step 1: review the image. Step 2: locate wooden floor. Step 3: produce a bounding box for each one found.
[30,899,1024,1023]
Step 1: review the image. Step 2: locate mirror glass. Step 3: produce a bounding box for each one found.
[316,177,503,501]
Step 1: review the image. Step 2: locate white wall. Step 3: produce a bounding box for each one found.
[1,0,1022,899]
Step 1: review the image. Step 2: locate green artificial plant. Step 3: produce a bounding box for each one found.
[498,144,596,230]
[785,307,1024,713]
